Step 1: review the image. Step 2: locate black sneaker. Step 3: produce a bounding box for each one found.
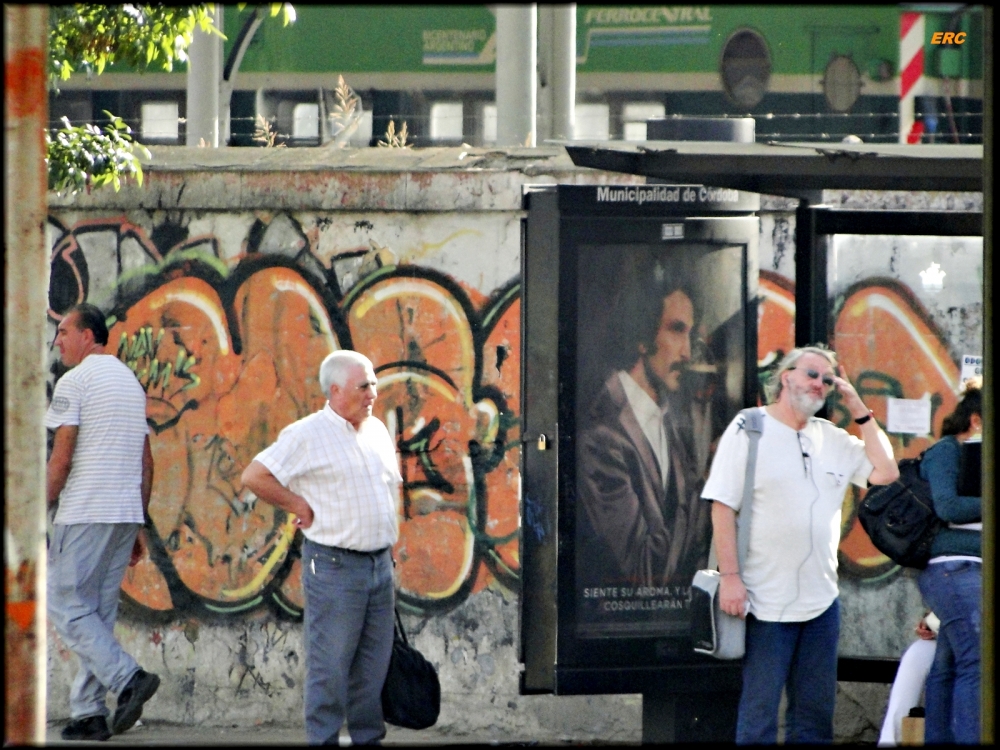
[61,715,111,741]
[112,669,160,734]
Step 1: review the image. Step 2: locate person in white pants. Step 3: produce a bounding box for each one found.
[878,614,939,747]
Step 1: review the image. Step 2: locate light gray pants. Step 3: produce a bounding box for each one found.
[48,523,142,720]
[302,540,395,746]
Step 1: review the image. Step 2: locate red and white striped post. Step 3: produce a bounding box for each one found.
[899,11,926,144]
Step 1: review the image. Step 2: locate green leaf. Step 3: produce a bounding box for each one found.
[46,3,291,190]
[47,109,151,196]
[48,4,226,81]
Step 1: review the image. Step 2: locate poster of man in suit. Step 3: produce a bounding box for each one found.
[575,243,747,639]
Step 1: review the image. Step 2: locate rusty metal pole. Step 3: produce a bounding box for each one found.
[4,4,50,745]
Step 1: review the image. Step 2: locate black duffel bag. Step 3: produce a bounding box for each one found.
[381,608,440,730]
[857,452,945,569]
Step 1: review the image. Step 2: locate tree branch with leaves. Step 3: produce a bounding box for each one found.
[46,4,294,195]
[47,5,222,195]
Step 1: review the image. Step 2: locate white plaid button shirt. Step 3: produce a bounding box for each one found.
[253,403,402,551]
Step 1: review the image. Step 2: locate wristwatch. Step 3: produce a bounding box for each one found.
[854,410,874,425]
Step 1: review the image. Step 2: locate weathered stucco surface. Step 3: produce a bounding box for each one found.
[45,147,981,743]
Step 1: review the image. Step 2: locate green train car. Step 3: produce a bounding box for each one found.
[49,4,984,146]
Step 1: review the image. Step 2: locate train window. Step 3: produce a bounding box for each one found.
[720,29,771,109]
[430,102,464,141]
[292,103,320,139]
[574,103,610,141]
[823,55,862,113]
[622,102,666,141]
[141,102,179,141]
[482,104,498,143]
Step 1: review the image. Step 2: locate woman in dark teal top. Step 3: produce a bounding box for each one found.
[920,437,981,557]
[916,381,982,745]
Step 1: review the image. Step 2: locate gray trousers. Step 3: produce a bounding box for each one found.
[302,539,395,745]
[47,523,142,719]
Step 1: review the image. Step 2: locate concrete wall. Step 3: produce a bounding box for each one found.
[45,147,647,740]
[45,147,983,742]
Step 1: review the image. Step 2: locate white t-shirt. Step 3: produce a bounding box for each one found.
[44,354,149,525]
[254,403,401,551]
[701,407,878,622]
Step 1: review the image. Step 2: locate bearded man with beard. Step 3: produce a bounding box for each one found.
[701,345,898,744]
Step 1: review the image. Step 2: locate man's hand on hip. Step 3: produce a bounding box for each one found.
[292,501,314,530]
[241,460,316,530]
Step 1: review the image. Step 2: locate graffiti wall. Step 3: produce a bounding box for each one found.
[43,195,639,739]
[45,209,522,621]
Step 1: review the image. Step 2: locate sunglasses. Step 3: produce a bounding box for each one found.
[789,367,835,388]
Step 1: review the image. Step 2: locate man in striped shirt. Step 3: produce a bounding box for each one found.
[46,303,160,742]
[242,350,402,746]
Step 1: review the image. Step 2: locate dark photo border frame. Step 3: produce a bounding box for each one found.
[552,189,759,690]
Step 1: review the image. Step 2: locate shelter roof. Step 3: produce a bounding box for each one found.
[560,140,983,195]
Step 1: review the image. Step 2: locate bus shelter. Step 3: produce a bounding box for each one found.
[519,139,986,742]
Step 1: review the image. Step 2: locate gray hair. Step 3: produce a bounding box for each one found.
[764,345,838,404]
[319,350,374,395]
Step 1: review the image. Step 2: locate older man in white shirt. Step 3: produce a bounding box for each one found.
[242,350,401,746]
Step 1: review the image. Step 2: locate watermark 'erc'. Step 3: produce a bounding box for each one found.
[931,31,966,44]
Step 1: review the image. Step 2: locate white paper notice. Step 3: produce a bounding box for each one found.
[960,354,983,385]
[887,398,932,435]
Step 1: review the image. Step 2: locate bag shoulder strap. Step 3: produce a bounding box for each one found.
[394,607,409,645]
[736,407,763,568]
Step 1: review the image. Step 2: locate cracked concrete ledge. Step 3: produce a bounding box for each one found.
[48,145,981,215]
[47,145,645,213]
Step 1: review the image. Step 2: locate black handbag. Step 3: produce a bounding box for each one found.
[381,608,440,730]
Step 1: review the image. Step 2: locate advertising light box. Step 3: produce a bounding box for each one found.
[520,185,758,696]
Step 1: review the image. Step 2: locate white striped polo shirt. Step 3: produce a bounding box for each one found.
[45,353,149,524]
[254,403,401,551]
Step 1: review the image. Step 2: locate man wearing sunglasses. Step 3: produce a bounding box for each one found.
[702,345,898,744]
